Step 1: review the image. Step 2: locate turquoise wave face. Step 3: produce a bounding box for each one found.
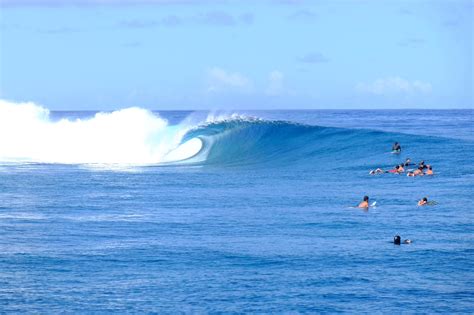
[181,118,472,171]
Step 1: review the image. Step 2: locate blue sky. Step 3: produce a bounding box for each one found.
[0,0,472,110]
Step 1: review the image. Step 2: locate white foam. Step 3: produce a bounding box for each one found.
[0,99,198,165]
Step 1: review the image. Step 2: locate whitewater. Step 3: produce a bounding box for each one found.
[0,100,473,313]
[0,100,207,164]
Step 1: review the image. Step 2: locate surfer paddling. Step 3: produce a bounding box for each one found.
[417,197,428,206]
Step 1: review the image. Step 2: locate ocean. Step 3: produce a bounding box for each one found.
[0,104,473,313]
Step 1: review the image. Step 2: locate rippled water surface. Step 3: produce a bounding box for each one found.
[0,110,473,313]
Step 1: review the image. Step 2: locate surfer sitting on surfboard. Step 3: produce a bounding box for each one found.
[358,196,369,209]
[392,142,401,153]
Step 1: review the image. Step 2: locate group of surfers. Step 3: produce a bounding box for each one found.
[359,142,436,210]
[370,158,434,176]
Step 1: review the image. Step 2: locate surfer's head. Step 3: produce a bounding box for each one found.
[394,235,401,245]
[363,196,369,202]
[423,197,428,202]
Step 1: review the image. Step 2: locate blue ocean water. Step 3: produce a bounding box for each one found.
[0,109,473,313]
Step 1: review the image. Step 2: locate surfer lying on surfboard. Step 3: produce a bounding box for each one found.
[370,164,405,175]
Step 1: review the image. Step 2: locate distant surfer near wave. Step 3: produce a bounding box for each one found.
[392,142,401,154]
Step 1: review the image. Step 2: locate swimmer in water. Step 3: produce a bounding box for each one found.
[392,142,401,153]
[418,197,428,206]
[358,196,369,209]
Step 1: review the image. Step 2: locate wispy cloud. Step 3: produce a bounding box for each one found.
[119,12,251,29]
[207,67,251,93]
[197,11,253,26]
[265,70,284,96]
[397,8,413,15]
[356,77,432,95]
[198,11,236,26]
[118,15,183,29]
[288,9,317,21]
[297,52,329,63]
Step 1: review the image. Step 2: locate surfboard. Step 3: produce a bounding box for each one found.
[348,201,377,209]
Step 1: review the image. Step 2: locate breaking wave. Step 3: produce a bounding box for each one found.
[0,99,453,168]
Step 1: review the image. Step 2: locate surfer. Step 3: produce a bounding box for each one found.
[425,166,433,175]
[403,158,414,167]
[419,160,428,170]
[413,166,424,176]
[394,235,412,245]
[392,142,401,153]
[358,196,369,208]
[417,197,428,206]
[387,165,403,174]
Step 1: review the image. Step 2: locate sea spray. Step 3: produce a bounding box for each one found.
[0,100,197,164]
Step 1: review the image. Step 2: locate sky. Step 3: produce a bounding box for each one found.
[0,0,472,110]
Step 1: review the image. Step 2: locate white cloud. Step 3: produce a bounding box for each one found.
[356,77,432,95]
[207,67,251,92]
[265,70,284,96]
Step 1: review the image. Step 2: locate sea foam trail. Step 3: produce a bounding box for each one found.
[0,100,200,164]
